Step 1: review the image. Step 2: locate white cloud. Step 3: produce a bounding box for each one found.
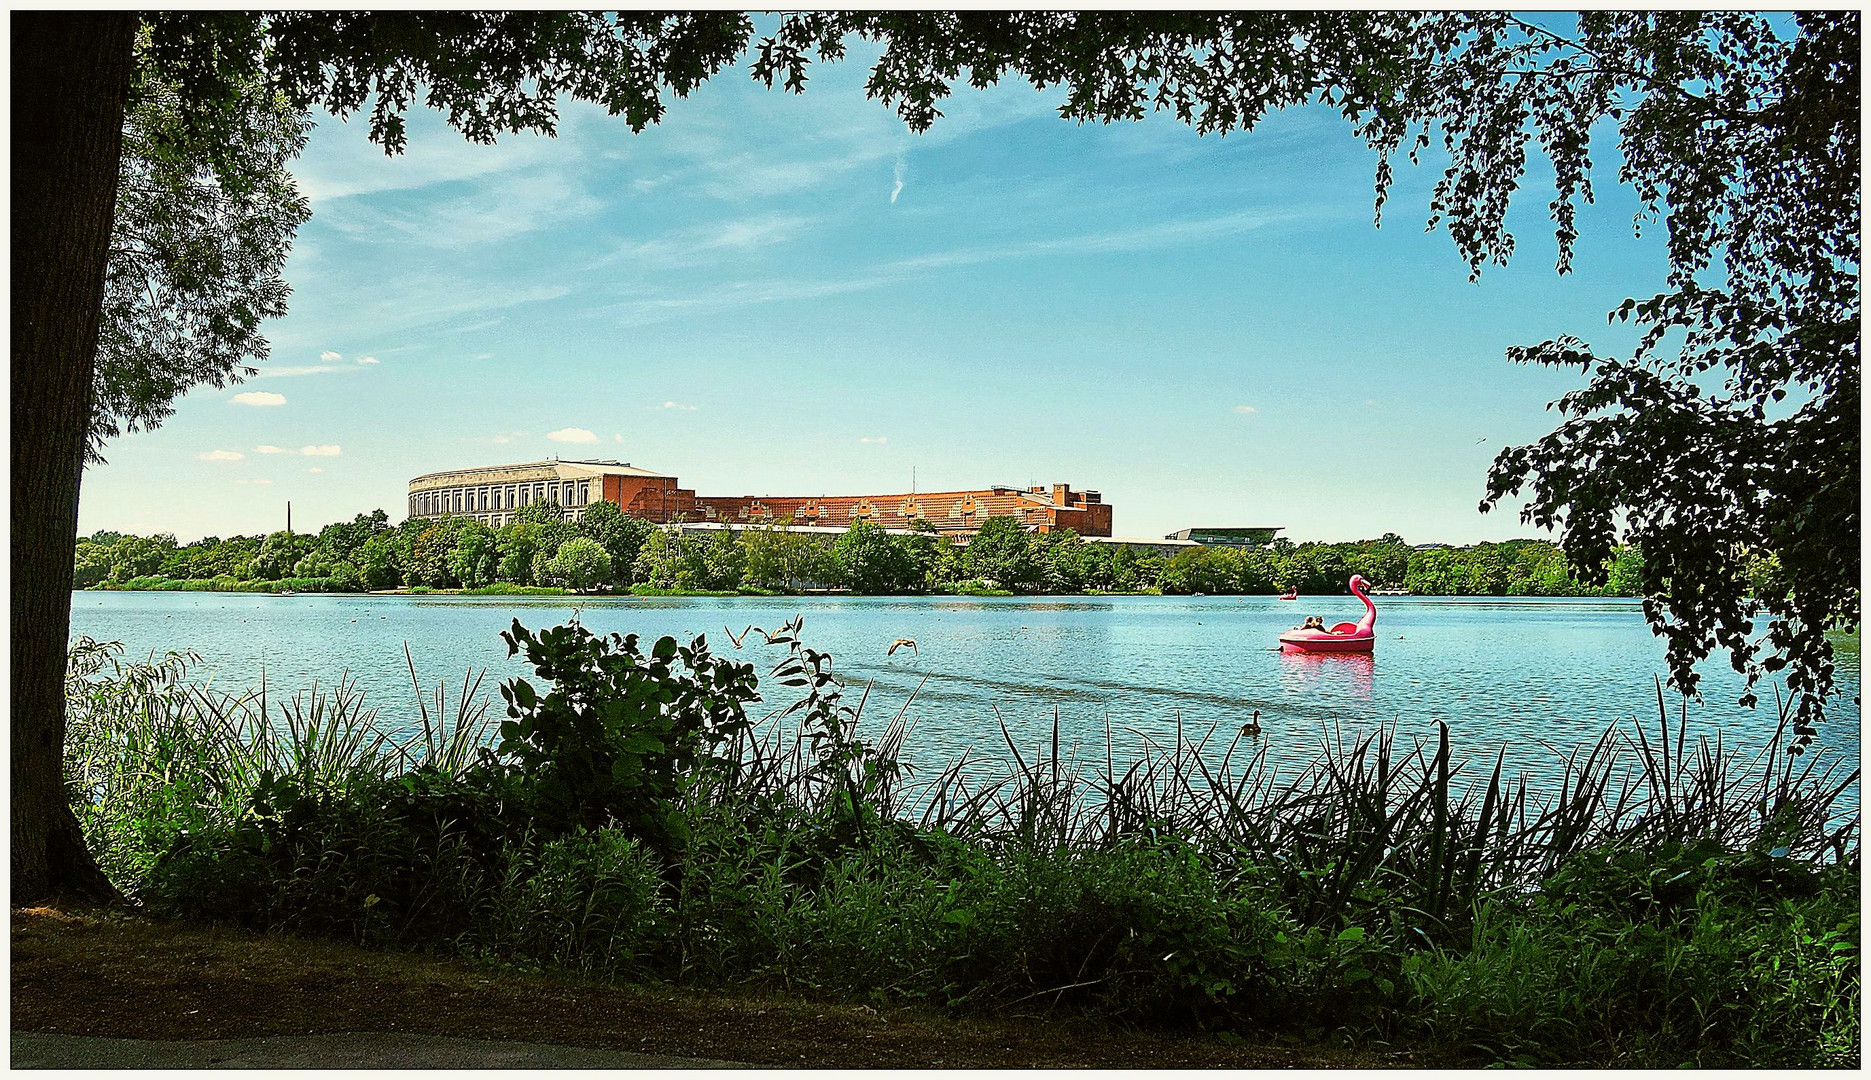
[859,436,889,445]
[546,427,599,444]
[308,467,325,474]
[235,478,274,486]
[300,444,343,457]
[231,391,287,407]
[254,444,294,455]
[612,433,625,443]
[1233,405,1258,415]
[661,401,697,412]
[490,431,523,445]
[319,350,342,361]
[197,449,244,462]
[356,355,381,365]
[890,147,906,204]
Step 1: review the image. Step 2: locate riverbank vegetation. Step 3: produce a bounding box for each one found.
[65,621,1858,1066]
[76,507,1669,600]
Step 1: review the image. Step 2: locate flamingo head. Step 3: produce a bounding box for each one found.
[1349,574,1368,591]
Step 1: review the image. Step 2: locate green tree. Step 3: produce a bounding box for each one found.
[632,526,685,590]
[831,521,918,594]
[576,500,653,586]
[541,537,613,592]
[693,530,746,591]
[514,499,567,525]
[1459,13,1860,721]
[404,518,473,589]
[104,533,176,583]
[739,523,793,591]
[356,536,399,591]
[16,12,766,897]
[317,510,390,563]
[73,543,113,590]
[246,530,313,582]
[88,29,310,463]
[448,520,500,589]
[963,516,1038,591]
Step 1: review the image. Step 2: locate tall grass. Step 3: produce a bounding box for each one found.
[62,623,1859,1065]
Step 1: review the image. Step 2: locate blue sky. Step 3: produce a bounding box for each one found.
[79,40,1667,544]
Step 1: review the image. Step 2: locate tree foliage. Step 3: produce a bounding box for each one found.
[753,12,1860,723]
[1454,13,1858,726]
[92,29,310,461]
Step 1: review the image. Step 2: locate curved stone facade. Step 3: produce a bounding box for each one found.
[406,460,1111,537]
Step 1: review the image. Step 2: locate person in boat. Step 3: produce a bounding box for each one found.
[1300,615,1327,632]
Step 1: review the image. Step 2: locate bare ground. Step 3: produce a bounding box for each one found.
[12,905,1419,1068]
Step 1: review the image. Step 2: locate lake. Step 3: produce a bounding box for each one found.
[70,591,1862,810]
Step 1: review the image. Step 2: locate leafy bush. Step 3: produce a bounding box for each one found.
[496,619,759,850]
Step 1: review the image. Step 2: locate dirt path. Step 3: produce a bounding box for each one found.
[12,906,1414,1068]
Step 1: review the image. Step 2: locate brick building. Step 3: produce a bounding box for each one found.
[406,459,1112,538]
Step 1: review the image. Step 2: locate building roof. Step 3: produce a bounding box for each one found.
[408,459,674,484]
[1084,536,1200,548]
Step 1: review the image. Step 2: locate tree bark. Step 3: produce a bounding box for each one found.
[12,12,137,904]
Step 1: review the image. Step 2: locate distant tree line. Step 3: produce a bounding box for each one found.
[73,511,1724,600]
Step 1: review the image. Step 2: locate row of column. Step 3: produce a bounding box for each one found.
[408,477,594,519]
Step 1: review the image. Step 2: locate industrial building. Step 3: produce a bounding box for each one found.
[406,459,1114,538]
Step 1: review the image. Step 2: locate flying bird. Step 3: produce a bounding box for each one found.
[725,624,754,648]
[886,637,918,656]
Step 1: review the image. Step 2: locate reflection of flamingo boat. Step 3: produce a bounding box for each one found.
[1278,575,1376,653]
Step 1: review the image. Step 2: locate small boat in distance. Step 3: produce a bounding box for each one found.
[1278,575,1376,654]
[1277,589,1298,601]
[1372,586,1411,596]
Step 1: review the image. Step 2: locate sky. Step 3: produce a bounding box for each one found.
[77,35,1670,546]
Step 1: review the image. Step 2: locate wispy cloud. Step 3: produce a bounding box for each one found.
[661,401,697,412]
[612,433,625,443]
[356,355,380,365]
[887,208,1323,276]
[235,478,273,485]
[231,391,287,407]
[253,363,354,378]
[290,108,560,203]
[591,213,809,270]
[595,207,1336,330]
[890,146,906,204]
[323,170,601,251]
[254,444,294,455]
[546,427,599,444]
[308,467,325,474]
[1233,404,1259,415]
[319,350,342,361]
[300,444,343,457]
[197,449,244,462]
[860,436,889,444]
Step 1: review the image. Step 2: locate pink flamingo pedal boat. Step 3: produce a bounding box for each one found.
[1278,574,1377,654]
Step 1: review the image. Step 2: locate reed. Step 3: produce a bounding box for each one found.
[62,623,1859,1065]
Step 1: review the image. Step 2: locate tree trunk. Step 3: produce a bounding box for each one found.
[12,12,137,905]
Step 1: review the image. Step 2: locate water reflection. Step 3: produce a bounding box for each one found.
[1276,650,1375,701]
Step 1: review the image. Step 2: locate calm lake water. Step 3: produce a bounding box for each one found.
[71,592,1861,810]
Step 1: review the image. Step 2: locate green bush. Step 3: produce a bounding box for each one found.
[489,828,669,977]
